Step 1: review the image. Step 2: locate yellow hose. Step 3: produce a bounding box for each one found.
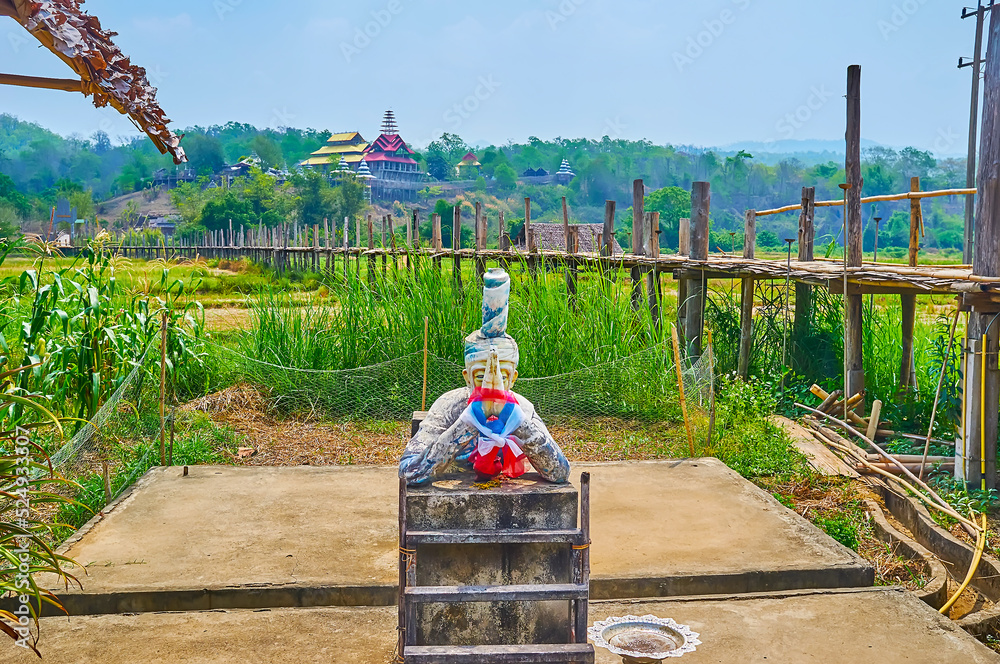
[940,513,988,615]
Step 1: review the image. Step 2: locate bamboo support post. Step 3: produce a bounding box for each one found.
[647,211,661,326]
[475,202,485,282]
[453,206,463,291]
[686,182,711,357]
[964,6,1000,490]
[845,65,866,411]
[677,217,691,340]
[794,187,816,337]
[632,179,645,311]
[738,209,757,378]
[900,176,921,389]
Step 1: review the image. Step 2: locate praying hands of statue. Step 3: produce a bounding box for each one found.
[399,350,570,486]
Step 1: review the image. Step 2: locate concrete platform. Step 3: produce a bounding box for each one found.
[27,459,872,615]
[7,589,996,663]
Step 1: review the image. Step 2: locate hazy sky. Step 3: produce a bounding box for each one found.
[0,1,981,155]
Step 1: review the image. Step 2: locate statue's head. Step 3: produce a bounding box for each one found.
[463,268,519,390]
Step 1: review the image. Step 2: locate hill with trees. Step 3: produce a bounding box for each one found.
[0,114,970,254]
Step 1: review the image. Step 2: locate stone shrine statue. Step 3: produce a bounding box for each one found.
[399,268,570,486]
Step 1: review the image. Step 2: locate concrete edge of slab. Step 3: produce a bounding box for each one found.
[56,466,161,555]
[2,562,876,618]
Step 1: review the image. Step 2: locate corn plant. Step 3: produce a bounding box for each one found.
[0,365,80,656]
[3,241,205,428]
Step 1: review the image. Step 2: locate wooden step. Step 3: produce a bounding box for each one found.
[405,583,588,603]
[404,643,595,663]
[407,529,582,545]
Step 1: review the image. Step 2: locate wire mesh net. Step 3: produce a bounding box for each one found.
[210,338,688,423]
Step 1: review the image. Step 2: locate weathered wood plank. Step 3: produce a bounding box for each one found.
[405,584,588,603]
[404,644,595,663]
[407,529,581,545]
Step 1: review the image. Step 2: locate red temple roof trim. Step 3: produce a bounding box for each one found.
[368,133,414,155]
[362,152,418,164]
[4,0,186,163]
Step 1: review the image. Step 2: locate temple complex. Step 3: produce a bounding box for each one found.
[301,110,423,201]
[299,131,369,172]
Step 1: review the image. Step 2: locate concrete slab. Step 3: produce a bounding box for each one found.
[28,459,871,614]
[6,589,996,663]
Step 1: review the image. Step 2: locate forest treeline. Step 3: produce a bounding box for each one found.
[0,114,970,253]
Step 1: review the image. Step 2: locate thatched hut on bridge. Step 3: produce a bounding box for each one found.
[512,223,623,255]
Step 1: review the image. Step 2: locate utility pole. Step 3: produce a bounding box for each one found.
[961,2,995,264]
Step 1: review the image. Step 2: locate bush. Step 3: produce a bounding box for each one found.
[815,515,859,550]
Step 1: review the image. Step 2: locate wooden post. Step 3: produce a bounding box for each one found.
[900,177,921,389]
[845,64,866,409]
[602,200,616,286]
[367,214,376,287]
[794,187,816,337]
[632,179,646,311]
[525,197,533,251]
[453,205,463,291]
[313,224,320,273]
[475,202,485,282]
[566,226,579,304]
[964,6,1000,490]
[382,216,387,277]
[686,182,711,357]
[737,210,757,378]
[647,211,661,326]
[343,216,349,278]
[499,210,510,251]
[432,213,443,273]
[677,217,691,339]
[411,210,419,271]
[562,196,571,252]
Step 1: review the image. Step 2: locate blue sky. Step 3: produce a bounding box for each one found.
[0,1,979,155]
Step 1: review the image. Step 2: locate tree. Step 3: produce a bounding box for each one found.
[644,186,691,250]
[0,201,20,240]
[495,163,517,192]
[91,130,111,154]
[185,134,227,176]
[201,190,254,231]
[251,135,284,170]
[427,152,450,181]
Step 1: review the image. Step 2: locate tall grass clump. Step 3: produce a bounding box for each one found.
[238,259,677,419]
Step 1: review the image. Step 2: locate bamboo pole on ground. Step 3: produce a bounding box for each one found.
[672,325,696,457]
[920,308,961,479]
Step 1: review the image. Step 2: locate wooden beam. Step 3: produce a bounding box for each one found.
[0,72,82,93]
